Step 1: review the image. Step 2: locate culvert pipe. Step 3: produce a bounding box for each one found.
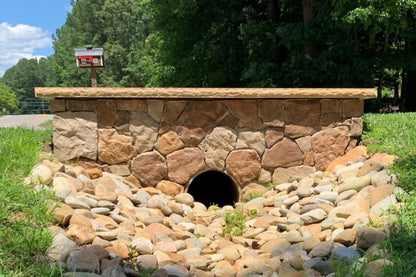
[186,170,240,207]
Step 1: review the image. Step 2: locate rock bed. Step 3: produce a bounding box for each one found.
[29,146,400,277]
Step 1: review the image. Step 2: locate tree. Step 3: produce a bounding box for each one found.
[0,83,18,114]
[0,58,53,114]
[53,0,149,87]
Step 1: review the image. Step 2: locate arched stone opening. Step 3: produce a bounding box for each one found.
[187,170,240,207]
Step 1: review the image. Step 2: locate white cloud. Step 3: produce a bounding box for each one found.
[0,22,51,77]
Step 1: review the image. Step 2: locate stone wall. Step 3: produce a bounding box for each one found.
[50,98,364,189]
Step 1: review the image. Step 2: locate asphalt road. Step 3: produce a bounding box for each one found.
[0,114,53,129]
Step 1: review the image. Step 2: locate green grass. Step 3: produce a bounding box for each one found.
[38,120,53,130]
[0,127,59,276]
[362,112,416,276]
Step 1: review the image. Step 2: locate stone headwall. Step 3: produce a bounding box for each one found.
[49,97,364,189]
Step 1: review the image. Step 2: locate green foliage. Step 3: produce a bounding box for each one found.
[243,192,263,202]
[0,58,53,114]
[266,182,275,190]
[0,127,58,276]
[53,0,150,87]
[223,211,246,239]
[0,82,18,114]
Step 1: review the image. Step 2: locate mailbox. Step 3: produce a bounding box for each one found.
[74,45,104,68]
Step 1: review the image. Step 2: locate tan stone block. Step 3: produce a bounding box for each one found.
[98,129,136,164]
[156,131,184,155]
[53,112,98,161]
[343,99,364,117]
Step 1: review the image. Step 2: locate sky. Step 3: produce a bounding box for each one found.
[0,0,71,77]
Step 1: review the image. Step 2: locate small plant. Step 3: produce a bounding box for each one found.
[266,182,275,189]
[243,192,263,202]
[223,211,246,239]
[126,245,140,269]
[248,209,258,218]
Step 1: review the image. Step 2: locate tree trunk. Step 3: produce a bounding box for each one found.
[302,0,315,57]
[302,0,315,26]
[266,0,280,22]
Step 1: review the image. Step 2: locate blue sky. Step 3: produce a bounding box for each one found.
[0,0,71,76]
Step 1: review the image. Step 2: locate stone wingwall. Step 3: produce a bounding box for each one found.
[50,98,363,190]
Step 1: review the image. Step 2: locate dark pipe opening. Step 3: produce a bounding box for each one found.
[187,170,239,207]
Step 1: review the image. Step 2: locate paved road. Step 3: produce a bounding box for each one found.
[0,114,53,129]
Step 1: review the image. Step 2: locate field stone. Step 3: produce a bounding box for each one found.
[330,246,360,264]
[101,267,127,277]
[370,195,397,216]
[309,240,334,258]
[337,175,371,193]
[175,193,194,206]
[131,237,154,254]
[48,233,80,262]
[67,248,100,273]
[29,164,53,185]
[300,208,327,224]
[356,227,386,249]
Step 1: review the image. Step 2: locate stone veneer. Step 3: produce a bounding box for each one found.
[36,87,376,192]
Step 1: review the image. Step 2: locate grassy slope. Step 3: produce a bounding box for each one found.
[0,127,59,276]
[362,113,416,276]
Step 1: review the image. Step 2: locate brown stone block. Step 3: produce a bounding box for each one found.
[131,151,167,187]
[166,147,205,184]
[350,117,363,137]
[115,111,130,135]
[49,99,66,112]
[224,100,263,129]
[285,125,316,138]
[321,113,342,128]
[262,138,304,168]
[225,149,261,186]
[321,99,342,114]
[67,99,97,111]
[284,100,321,137]
[116,99,147,111]
[177,101,227,131]
[343,100,363,117]
[265,128,284,148]
[162,101,188,125]
[259,100,285,127]
[98,100,117,128]
[311,126,350,171]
